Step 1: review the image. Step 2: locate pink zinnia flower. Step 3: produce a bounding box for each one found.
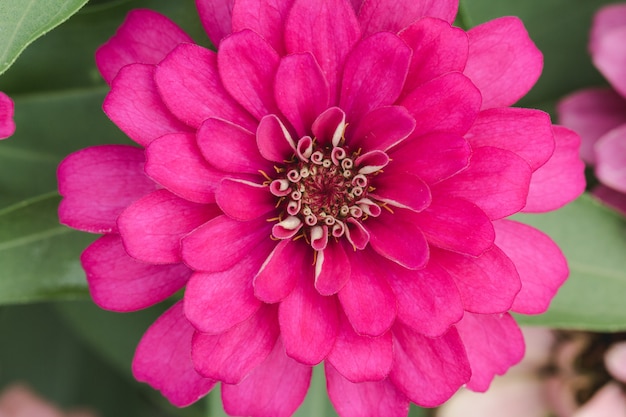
[558,3,626,214]
[0,92,15,140]
[57,1,585,416]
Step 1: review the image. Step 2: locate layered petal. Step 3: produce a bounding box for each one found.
[253,239,307,303]
[132,302,215,406]
[232,0,295,54]
[58,145,156,234]
[82,235,191,312]
[358,0,457,36]
[370,173,431,212]
[0,92,15,139]
[315,240,351,296]
[216,179,276,221]
[256,114,296,163]
[348,106,415,152]
[595,124,626,194]
[195,0,234,47]
[464,17,543,109]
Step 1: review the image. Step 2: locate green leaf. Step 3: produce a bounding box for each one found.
[515,194,626,330]
[0,0,90,76]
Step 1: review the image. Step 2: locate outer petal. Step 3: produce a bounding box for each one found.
[464,17,543,109]
[358,0,457,36]
[82,235,191,312]
[132,302,215,407]
[0,92,15,139]
[96,9,193,84]
[253,239,306,303]
[222,339,312,417]
[285,0,361,103]
[117,189,221,264]
[456,312,525,392]
[58,145,156,234]
[326,363,409,417]
[195,0,234,47]
[595,124,626,194]
[494,219,569,314]
[524,126,585,212]
[232,0,295,54]
[216,179,276,221]
[155,43,256,130]
[348,106,415,152]
[103,63,190,147]
[391,324,470,407]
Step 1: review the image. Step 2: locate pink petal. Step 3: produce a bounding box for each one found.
[557,88,626,164]
[338,248,397,337]
[253,239,306,303]
[340,32,411,125]
[590,3,626,47]
[58,145,156,234]
[370,173,431,212]
[232,0,295,54]
[191,304,279,384]
[524,126,585,212]
[117,189,220,264]
[465,108,555,171]
[433,146,532,220]
[326,363,409,417]
[386,261,463,337]
[181,215,271,272]
[216,178,276,221]
[493,219,568,315]
[155,43,256,130]
[456,312,525,392]
[285,0,361,103]
[183,239,274,334]
[218,29,280,120]
[348,106,415,152]
[605,341,626,383]
[274,53,329,137]
[400,72,481,137]
[0,92,15,139]
[103,63,190,147]
[572,383,626,417]
[132,302,215,406]
[82,235,191,312]
[411,195,494,256]
[222,339,312,417]
[279,270,339,365]
[197,117,271,174]
[592,185,626,215]
[256,114,297,163]
[391,324,470,407]
[311,107,347,147]
[399,17,468,96]
[434,243,521,314]
[358,0,458,36]
[96,9,193,84]
[595,124,626,193]
[195,0,234,47]
[144,132,224,204]
[591,17,626,98]
[315,240,351,296]
[366,210,429,270]
[464,17,543,109]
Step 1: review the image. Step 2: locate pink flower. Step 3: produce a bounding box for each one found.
[57,1,585,416]
[558,3,626,214]
[0,91,15,140]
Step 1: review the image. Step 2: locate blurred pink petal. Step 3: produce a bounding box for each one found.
[0,92,15,139]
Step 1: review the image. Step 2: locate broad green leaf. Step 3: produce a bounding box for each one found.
[0,0,90,76]
[516,194,626,330]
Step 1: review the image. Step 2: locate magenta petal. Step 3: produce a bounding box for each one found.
[464,17,542,109]
[434,146,532,220]
[198,117,271,174]
[591,19,626,97]
[256,114,297,163]
[401,72,481,137]
[326,363,409,417]
[338,249,397,337]
[104,63,190,147]
[117,189,220,264]
[340,32,411,125]
[391,324,470,407]
[216,178,276,221]
[132,302,215,406]
[399,17,468,96]
[192,304,279,384]
[557,88,626,164]
[456,312,525,392]
[524,126,585,212]
[315,240,351,296]
[358,0,457,36]
[0,92,15,139]
[145,132,223,204]
[218,29,280,120]
[370,173,431,212]
[349,106,415,152]
[275,53,330,137]
[184,239,274,334]
[96,9,193,84]
[155,43,255,130]
[58,145,156,234]
[311,107,347,147]
[466,108,555,171]
[595,125,626,194]
[181,215,271,272]
[82,235,191,312]
[285,0,361,103]
[253,240,306,303]
[432,245,521,315]
[493,219,568,315]
[232,0,294,54]
[222,338,312,417]
[195,0,234,47]
[593,185,626,215]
